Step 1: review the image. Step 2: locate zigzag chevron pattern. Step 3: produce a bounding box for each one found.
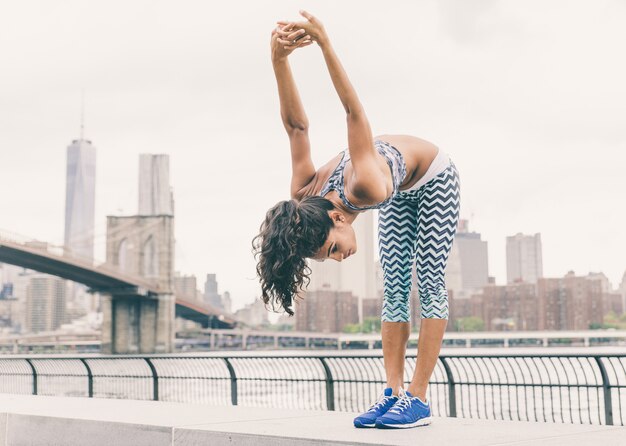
[378,198,418,322]
[378,162,460,322]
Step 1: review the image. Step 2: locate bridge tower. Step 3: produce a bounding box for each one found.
[102,215,175,354]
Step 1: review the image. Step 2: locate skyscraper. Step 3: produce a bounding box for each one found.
[138,154,174,216]
[306,211,376,322]
[222,291,232,313]
[506,233,543,284]
[174,273,198,300]
[341,211,377,303]
[64,138,96,260]
[445,219,489,298]
[234,299,268,328]
[25,273,67,333]
[204,274,222,309]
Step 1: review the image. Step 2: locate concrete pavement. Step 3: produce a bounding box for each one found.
[0,394,622,445]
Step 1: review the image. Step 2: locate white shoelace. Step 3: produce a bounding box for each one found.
[367,391,396,413]
[388,389,428,414]
[388,394,412,414]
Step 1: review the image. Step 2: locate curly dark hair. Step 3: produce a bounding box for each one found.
[252,195,335,316]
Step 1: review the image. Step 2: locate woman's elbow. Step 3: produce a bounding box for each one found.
[345,103,365,117]
[285,121,309,134]
[345,107,367,123]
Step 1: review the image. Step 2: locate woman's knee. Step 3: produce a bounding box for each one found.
[381,293,411,322]
[419,288,449,319]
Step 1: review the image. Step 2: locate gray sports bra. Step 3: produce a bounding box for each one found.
[318,140,407,211]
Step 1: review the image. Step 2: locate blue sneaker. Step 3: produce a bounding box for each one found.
[375,390,432,429]
[353,388,398,428]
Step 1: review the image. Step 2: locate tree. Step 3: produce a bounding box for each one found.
[343,323,361,333]
[454,316,484,332]
[362,317,381,333]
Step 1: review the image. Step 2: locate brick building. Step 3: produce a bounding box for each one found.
[537,272,604,330]
[603,292,624,315]
[295,288,359,333]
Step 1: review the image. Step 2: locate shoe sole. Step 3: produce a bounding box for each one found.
[375,416,432,429]
[354,420,376,428]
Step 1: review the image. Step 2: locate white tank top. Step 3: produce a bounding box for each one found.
[403,147,451,192]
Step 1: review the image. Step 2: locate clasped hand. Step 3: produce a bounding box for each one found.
[270,10,327,62]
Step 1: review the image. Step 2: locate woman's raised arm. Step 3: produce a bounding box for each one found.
[281,11,386,202]
[271,26,316,199]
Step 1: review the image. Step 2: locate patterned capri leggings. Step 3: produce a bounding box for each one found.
[377,161,461,321]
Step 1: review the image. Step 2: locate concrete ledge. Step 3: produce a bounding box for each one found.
[0,394,623,446]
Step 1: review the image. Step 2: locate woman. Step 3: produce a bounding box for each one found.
[252,11,460,429]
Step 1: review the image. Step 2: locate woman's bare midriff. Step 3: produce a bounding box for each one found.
[297,134,440,200]
[375,134,440,191]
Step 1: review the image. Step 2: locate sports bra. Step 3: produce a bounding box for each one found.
[318,140,407,211]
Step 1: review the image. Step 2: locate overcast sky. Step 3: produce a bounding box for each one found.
[1,0,625,311]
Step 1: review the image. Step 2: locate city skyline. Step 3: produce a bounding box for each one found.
[1,1,624,311]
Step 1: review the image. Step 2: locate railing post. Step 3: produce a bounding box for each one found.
[594,356,613,425]
[144,358,159,401]
[79,358,94,397]
[319,357,335,411]
[25,359,37,396]
[223,358,238,406]
[439,357,456,417]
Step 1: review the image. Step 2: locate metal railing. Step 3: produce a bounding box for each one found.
[1,352,624,425]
